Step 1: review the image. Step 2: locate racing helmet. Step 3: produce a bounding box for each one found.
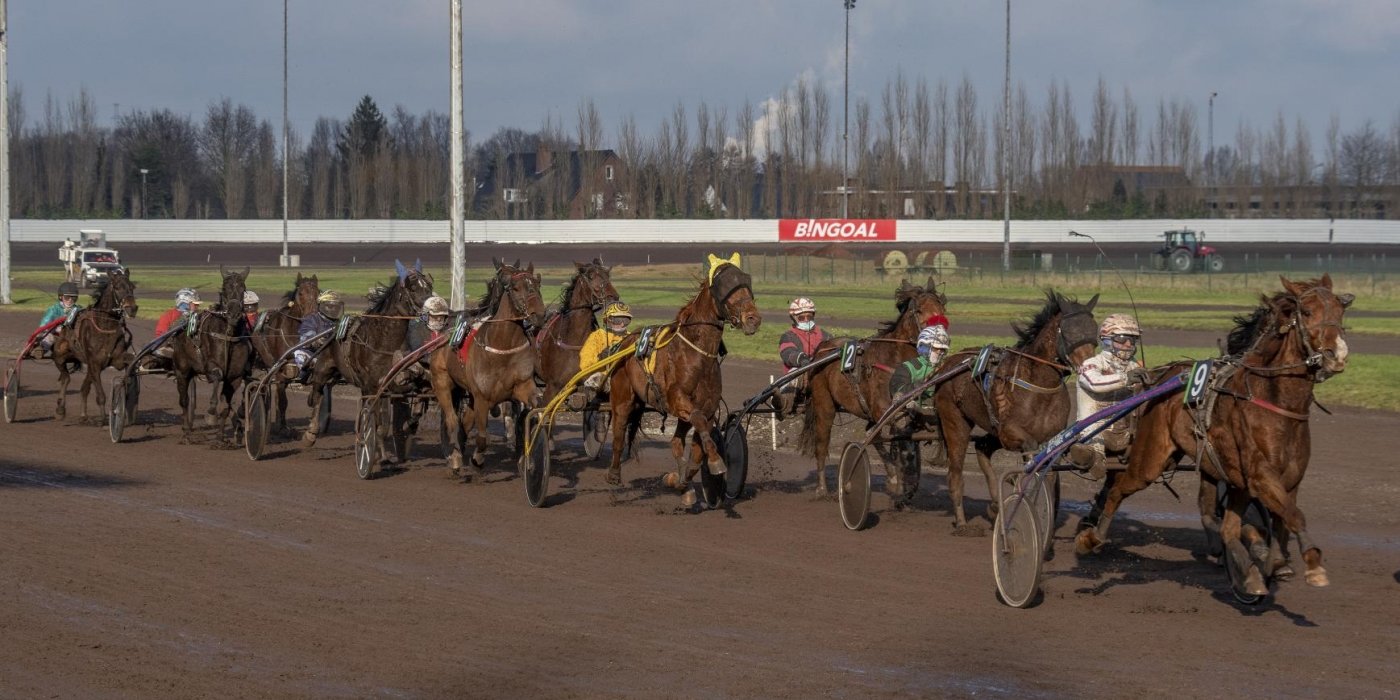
[422,295,450,317]
[317,290,344,320]
[603,302,632,331]
[58,282,80,298]
[176,288,200,307]
[788,297,816,318]
[242,290,260,307]
[1099,313,1140,360]
[918,324,951,352]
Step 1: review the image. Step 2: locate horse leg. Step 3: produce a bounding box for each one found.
[606,378,638,486]
[1197,473,1225,559]
[176,373,195,443]
[78,369,94,423]
[274,378,291,435]
[205,370,223,427]
[91,367,109,426]
[1074,460,1159,555]
[431,381,465,477]
[301,365,330,445]
[1221,488,1268,597]
[664,422,694,491]
[54,364,71,420]
[808,386,836,497]
[1269,488,1296,581]
[972,438,1001,522]
[468,402,490,473]
[1248,469,1325,587]
[939,415,974,527]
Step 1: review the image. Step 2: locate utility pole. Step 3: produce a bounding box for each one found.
[281,0,291,266]
[1000,0,1012,272]
[0,0,10,305]
[842,0,854,219]
[449,0,466,310]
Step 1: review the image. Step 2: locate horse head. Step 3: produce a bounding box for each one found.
[99,268,139,318]
[1278,274,1353,381]
[894,277,949,337]
[571,257,620,310]
[218,265,250,315]
[1054,292,1100,369]
[292,273,320,315]
[494,261,547,330]
[708,261,761,335]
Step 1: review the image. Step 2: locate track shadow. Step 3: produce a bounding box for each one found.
[0,458,146,490]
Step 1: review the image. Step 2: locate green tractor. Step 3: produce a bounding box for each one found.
[1153,228,1224,273]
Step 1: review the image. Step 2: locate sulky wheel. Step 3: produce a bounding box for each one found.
[582,407,606,460]
[243,383,272,460]
[520,410,551,508]
[720,417,748,500]
[1003,470,1060,557]
[108,375,129,443]
[3,364,20,424]
[992,492,1043,608]
[838,442,872,531]
[355,402,380,480]
[316,386,333,436]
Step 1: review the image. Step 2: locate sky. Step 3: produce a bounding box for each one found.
[8,0,1399,154]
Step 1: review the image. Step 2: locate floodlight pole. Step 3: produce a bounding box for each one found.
[1000,0,1011,272]
[449,0,466,310]
[0,0,10,305]
[281,0,291,265]
[841,0,854,219]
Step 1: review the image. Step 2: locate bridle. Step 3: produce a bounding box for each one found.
[1054,307,1098,372]
[1242,287,1347,379]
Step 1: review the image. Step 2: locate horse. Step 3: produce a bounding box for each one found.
[797,278,949,497]
[50,268,139,423]
[169,266,254,444]
[303,260,435,455]
[249,272,319,434]
[932,291,1100,527]
[429,259,548,477]
[605,254,761,497]
[534,258,620,403]
[1075,275,1352,597]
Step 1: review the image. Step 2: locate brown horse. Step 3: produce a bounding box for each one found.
[249,272,319,434]
[797,278,949,497]
[605,256,761,496]
[1075,275,1352,597]
[932,291,1100,527]
[534,258,620,403]
[303,261,435,452]
[169,267,254,443]
[51,268,138,423]
[430,259,548,477]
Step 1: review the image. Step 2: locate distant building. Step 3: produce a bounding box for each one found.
[474,144,625,219]
[1202,183,1396,220]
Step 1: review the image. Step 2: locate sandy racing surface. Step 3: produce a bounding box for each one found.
[2,311,1399,698]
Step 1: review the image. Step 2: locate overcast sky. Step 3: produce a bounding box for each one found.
[9,0,1399,153]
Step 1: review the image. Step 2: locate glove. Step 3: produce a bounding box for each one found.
[795,352,810,367]
[583,373,604,390]
[1125,367,1150,385]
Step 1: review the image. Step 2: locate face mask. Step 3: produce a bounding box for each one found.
[428,316,448,332]
[607,319,630,333]
[796,320,815,332]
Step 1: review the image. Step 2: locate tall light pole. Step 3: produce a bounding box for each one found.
[842,0,854,219]
[1208,91,1217,217]
[0,0,10,304]
[139,169,149,218]
[281,0,291,266]
[1000,0,1011,271]
[449,0,466,310]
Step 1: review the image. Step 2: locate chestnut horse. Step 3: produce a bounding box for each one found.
[534,258,620,403]
[169,267,254,443]
[605,256,761,494]
[932,291,1100,527]
[249,272,319,434]
[797,278,948,497]
[303,261,435,452]
[430,259,547,477]
[51,269,138,423]
[1076,276,1352,597]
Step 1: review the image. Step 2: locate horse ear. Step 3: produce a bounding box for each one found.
[514,258,521,269]
[1338,293,1355,308]
[311,274,318,284]
[593,256,604,266]
[1279,275,1303,295]
[1086,293,1099,311]
[1319,272,1333,289]
[493,257,503,271]
[526,262,535,274]
[395,259,408,282]
[925,275,935,290]
[241,265,250,280]
[575,261,586,270]
[220,264,228,278]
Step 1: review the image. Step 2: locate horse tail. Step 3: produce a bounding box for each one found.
[798,377,821,457]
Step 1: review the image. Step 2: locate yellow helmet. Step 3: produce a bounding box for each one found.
[603,302,632,320]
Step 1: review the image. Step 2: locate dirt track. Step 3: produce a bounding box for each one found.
[2,311,1399,699]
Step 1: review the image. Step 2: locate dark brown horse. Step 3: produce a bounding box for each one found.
[605,255,761,496]
[797,278,949,497]
[303,261,435,451]
[169,267,254,443]
[534,258,620,403]
[1075,275,1351,596]
[51,268,138,423]
[249,272,319,434]
[430,259,548,477]
[932,291,1100,527]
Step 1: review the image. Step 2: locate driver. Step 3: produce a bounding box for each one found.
[294,291,343,382]
[143,288,201,367]
[772,297,834,418]
[888,323,952,420]
[241,290,260,333]
[30,282,81,359]
[1069,313,1149,478]
[579,302,633,394]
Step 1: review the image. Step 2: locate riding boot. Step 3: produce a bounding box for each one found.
[1068,444,1106,480]
[297,365,313,385]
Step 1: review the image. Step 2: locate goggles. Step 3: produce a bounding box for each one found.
[1106,334,1139,345]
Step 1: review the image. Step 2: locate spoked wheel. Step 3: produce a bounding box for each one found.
[582,406,608,460]
[243,383,272,460]
[520,410,551,508]
[992,492,1043,608]
[316,386,333,436]
[109,375,129,442]
[355,402,381,480]
[695,428,729,510]
[838,442,872,531]
[1002,470,1059,556]
[3,363,19,424]
[720,417,748,500]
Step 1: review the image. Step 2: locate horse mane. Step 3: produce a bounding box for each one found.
[365,277,400,314]
[1012,290,1068,350]
[876,283,928,335]
[556,264,599,309]
[474,274,503,315]
[674,273,708,322]
[88,279,109,304]
[279,289,297,306]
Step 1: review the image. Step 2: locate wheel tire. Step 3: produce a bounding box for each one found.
[109,376,128,443]
[992,492,1043,608]
[244,385,271,460]
[4,365,20,424]
[1169,249,1193,273]
[838,442,872,531]
[355,403,380,480]
[720,419,748,500]
[1206,254,1225,273]
[317,387,333,435]
[521,411,551,508]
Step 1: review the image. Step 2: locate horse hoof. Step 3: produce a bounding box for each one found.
[1074,530,1103,556]
[1242,567,1269,597]
[707,456,726,475]
[605,470,622,486]
[1272,563,1296,581]
[662,471,685,490]
[681,490,697,508]
[301,431,318,446]
[1305,567,1329,587]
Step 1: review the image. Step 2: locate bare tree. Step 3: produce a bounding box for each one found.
[1120,86,1139,165]
[1088,76,1116,165]
[251,120,279,218]
[201,98,259,217]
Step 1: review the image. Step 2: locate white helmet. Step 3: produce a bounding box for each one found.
[1099,314,1141,338]
[423,295,450,316]
[243,290,260,306]
[918,324,950,351]
[176,288,200,306]
[788,297,816,317]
